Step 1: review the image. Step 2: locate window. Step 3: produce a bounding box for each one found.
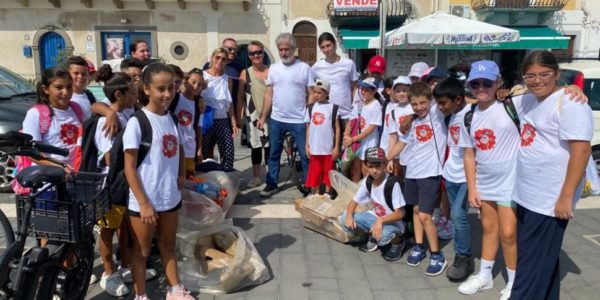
[100,31,152,60]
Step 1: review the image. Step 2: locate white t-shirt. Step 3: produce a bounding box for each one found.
[100,98,135,119]
[351,99,382,159]
[458,100,524,201]
[172,94,199,158]
[311,58,359,119]
[352,82,385,106]
[94,112,129,172]
[123,108,182,212]
[22,106,82,167]
[379,102,399,155]
[354,175,406,228]
[266,60,314,124]
[390,103,414,165]
[400,104,447,179]
[71,92,92,120]
[202,71,232,119]
[513,90,593,217]
[304,101,336,155]
[443,105,471,183]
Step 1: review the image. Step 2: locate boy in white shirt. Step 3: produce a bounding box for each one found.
[67,56,96,119]
[386,82,448,276]
[341,147,406,261]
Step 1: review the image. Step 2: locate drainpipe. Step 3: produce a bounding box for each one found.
[379,0,387,57]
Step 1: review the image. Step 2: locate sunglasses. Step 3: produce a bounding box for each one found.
[469,79,494,90]
[214,55,227,61]
[248,50,264,57]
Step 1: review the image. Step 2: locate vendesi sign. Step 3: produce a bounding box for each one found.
[334,0,379,11]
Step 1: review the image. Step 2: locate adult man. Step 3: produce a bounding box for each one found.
[257,33,314,197]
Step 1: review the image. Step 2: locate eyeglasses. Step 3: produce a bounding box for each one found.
[225,47,236,53]
[248,50,264,57]
[469,79,494,90]
[214,56,227,62]
[522,71,554,83]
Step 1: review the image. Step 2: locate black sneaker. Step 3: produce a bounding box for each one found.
[359,237,378,252]
[446,254,474,282]
[383,243,403,261]
[260,185,278,197]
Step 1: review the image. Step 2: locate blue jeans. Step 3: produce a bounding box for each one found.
[339,211,404,246]
[445,180,471,256]
[266,118,309,187]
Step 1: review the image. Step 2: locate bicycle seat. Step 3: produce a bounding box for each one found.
[16,165,66,188]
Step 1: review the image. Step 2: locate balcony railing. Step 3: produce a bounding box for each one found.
[327,0,412,28]
[472,0,569,11]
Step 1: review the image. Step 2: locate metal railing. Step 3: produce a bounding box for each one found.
[472,0,569,10]
[327,0,412,18]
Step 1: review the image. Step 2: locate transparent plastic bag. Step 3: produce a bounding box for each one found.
[186,170,240,215]
[179,189,224,231]
[329,170,359,204]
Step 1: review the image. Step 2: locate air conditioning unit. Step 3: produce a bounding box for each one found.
[450,5,471,18]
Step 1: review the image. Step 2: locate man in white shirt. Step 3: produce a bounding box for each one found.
[257,33,314,197]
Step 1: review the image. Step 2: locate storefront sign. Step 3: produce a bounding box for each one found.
[386,49,435,76]
[334,0,379,11]
[446,50,491,67]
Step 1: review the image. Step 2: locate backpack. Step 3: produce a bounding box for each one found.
[464,97,521,136]
[84,89,97,105]
[106,110,178,206]
[79,114,103,173]
[12,103,84,195]
[365,175,400,212]
[307,102,339,132]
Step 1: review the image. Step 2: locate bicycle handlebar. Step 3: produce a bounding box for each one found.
[0,131,69,167]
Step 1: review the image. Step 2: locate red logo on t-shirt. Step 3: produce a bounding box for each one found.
[312,112,325,125]
[415,124,433,143]
[373,201,387,217]
[520,123,536,147]
[449,124,460,145]
[60,124,79,145]
[162,134,178,158]
[474,128,496,151]
[177,110,193,126]
[358,116,367,130]
[385,113,390,127]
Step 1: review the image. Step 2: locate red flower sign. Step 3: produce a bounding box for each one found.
[60,124,79,145]
[474,128,496,151]
[312,112,325,125]
[449,124,460,145]
[415,124,433,143]
[373,201,387,217]
[162,134,178,158]
[385,113,390,127]
[177,110,193,126]
[520,123,536,147]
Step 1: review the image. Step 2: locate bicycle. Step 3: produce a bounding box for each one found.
[283,132,309,196]
[0,209,14,258]
[0,131,109,300]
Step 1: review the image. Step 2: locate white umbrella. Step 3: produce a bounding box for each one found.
[368,12,520,49]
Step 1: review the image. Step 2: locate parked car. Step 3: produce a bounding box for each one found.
[0,67,36,192]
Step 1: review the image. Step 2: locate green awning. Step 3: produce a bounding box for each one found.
[339,26,569,50]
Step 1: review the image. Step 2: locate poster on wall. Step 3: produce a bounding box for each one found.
[445,50,491,69]
[386,49,435,76]
[105,37,124,60]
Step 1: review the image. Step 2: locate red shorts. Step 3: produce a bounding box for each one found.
[305,155,333,188]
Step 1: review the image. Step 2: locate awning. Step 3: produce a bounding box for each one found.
[340,26,569,50]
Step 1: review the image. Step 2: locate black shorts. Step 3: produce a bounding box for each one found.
[402,176,441,214]
[128,201,182,217]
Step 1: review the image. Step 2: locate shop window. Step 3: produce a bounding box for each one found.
[100,31,152,60]
[293,21,317,66]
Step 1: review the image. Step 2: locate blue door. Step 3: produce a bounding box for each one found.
[39,32,65,70]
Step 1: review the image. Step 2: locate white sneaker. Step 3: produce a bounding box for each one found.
[100,272,129,297]
[499,282,513,300]
[89,273,99,285]
[458,273,494,295]
[247,177,262,188]
[118,266,158,284]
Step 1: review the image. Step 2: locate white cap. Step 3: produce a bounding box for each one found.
[408,62,429,78]
[393,76,412,87]
[314,79,330,93]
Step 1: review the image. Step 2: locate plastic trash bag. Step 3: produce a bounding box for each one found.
[583,156,600,196]
[329,170,359,204]
[179,189,224,231]
[177,223,270,294]
[186,170,240,215]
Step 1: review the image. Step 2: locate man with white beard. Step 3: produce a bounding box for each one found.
[257,33,314,197]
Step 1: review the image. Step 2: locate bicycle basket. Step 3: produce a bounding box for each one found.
[16,172,109,243]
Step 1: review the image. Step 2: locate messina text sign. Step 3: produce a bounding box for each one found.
[334,0,379,11]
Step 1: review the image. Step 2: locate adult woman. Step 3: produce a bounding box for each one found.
[237,41,270,187]
[201,48,237,169]
[510,51,592,300]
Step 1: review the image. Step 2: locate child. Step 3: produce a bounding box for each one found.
[386,76,413,178]
[340,147,406,261]
[385,82,448,276]
[122,63,193,300]
[379,76,401,155]
[66,56,95,119]
[175,68,205,176]
[433,78,474,282]
[304,79,340,197]
[93,65,137,297]
[343,77,382,183]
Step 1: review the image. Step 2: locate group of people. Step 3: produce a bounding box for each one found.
[19,29,592,300]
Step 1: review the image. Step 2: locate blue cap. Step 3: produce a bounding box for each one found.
[467,60,500,82]
[426,67,449,81]
[359,77,380,90]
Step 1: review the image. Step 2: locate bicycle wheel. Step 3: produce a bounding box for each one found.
[285,136,309,196]
[0,209,15,257]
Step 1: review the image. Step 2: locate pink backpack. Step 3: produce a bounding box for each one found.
[12,103,84,195]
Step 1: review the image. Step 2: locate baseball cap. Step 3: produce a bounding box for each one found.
[393,76,412,87]
[367,55,386,75]
[467,60,500,82]
[426,67,449,81]
[314,79,330,93]
[359,77,380,90]
[420,67,434,80]
[365,147,386,163]
[408,62,429,78]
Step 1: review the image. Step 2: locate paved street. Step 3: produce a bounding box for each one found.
[1,141,600,299]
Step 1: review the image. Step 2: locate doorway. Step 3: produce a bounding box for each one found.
[39,32,66,70]
[293,21,317,65]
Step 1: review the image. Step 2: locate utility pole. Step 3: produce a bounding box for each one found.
[379,0,387,57]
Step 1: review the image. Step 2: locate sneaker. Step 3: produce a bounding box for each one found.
[436,216,447,232]
[89,273,99,285]
[458,273,494,295]
[118,266,158,284]
[259,185,277,197]
[359,237,378,252]
[246,177,262,188]
[446,254,475,282]
[323,193,331,199]
[134,295,150,300]
[438,220,453,240]
[383,243,403,261]
[425,252,448,276]
[166,284,195,300]
[499,282,513,300]
[100,272,130,297]
[406,244,427,266]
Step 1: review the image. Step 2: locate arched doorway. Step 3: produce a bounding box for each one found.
[39,32,66,70]
[293,21,317,66]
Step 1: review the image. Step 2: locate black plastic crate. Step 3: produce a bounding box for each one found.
[16,172,109,243]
